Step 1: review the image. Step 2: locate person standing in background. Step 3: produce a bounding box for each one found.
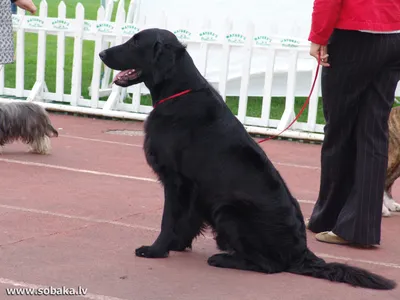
[0,0,37,65]
[306,0,400,247]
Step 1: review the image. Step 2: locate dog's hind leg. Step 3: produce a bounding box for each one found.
[207,253,267,272]
[208,207,285,274]
[383,147,400,215]
[207,249,284,274]
[383,164,400,214]
[382,198,391,217]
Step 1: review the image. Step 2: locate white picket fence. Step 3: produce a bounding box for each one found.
[2,0,397,141]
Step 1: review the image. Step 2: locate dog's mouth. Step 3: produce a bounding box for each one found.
[112,69,142,85]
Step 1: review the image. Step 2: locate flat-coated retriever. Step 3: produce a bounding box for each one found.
[99,28,396,290]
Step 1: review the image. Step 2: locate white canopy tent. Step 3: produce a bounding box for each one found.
[132,0,315,39]
[122,0,400,98]
[127,0,318,98]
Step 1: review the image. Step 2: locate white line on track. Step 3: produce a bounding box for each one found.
[273,161,320,170]
[0,158,319,186]
[2,134,397,277]
[315,254,400,269]
[0,158,158,183]
[10,152,392,269]
[0,158,317,205]
[298,199,316,204]
[1,203,399,270]
[0,157,316,204]
[0,204,160,233]
[0,277,129,300]
[59,134,143,148]
[58,134,321,170]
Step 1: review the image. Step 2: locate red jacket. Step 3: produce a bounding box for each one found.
[308,0,400,45]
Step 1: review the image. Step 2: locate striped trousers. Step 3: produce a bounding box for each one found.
[307,29,400,245]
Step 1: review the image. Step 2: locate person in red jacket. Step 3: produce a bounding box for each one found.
[306,0,400,247]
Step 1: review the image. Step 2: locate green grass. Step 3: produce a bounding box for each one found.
[3,0,400,128]
[4,0,116,97]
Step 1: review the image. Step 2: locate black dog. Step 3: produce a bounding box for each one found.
[99,28,396,290]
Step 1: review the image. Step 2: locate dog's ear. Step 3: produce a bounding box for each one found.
[151,37,186,85]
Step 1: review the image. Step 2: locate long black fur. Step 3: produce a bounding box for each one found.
[99,28,396,290]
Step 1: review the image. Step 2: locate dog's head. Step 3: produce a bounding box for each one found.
[99,28,186,87]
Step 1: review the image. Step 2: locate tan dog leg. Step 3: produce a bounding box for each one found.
[29,136,51,155]
[383,191,400,216]
[382,200,391,217]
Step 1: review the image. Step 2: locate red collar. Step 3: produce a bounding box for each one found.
[153,89,191,108]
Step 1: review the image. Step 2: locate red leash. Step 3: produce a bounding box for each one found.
[153,54,321,143]
[257,54,321,143]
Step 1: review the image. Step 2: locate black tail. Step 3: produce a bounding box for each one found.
[46,124,58,137]
[288,249,396,290]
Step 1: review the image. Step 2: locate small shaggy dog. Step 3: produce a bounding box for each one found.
[0,102,58,154]
[100,28,396,290]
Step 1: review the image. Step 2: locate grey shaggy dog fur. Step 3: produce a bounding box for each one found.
[0,102,58,154]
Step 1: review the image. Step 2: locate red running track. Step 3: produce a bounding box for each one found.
[0,113,399,300]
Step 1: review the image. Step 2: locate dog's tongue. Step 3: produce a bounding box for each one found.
[112,69,136,83]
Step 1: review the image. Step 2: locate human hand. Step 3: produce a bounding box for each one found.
[309,42,330,67]
[14,0,37,15]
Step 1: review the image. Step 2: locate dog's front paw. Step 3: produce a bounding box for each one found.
[383,194,400,214]
[135,246,168,258]
[387,200,400,212]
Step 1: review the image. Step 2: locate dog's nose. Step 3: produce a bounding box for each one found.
[99,50,107,60]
